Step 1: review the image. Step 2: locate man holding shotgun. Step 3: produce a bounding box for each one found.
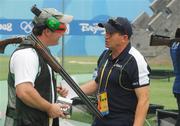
[4,6,73,126]
[150,28,180,125]
[170,28,180,126]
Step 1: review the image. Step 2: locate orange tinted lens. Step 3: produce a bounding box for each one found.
[55,23,66,33]
[55,30,65,33]
[59,23,66,30]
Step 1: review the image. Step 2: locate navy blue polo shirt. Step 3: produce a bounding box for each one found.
[94,43,150,125]
[170,42,180,94]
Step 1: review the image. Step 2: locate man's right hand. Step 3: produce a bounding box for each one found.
[47,103,69,118]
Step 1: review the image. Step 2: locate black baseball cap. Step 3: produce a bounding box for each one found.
[98,17,133,38]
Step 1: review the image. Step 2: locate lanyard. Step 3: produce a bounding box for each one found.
[98,56,120,93]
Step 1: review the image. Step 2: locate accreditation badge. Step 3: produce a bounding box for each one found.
[97,91,109,116]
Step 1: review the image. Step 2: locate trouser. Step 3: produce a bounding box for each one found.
[91,115,134,126]
[16,116,59,126]
[174,93,180,126]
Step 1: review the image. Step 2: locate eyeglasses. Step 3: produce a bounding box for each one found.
[107,19,127,35]
[54,23,67,33]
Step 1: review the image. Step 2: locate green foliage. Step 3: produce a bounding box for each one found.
[150,78,176,109]
[70,110,93,123]
[0,55,9,80]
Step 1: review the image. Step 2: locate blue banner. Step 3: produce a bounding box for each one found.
[0,19,105,36]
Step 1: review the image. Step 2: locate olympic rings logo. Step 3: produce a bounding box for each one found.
[20,21,33,34]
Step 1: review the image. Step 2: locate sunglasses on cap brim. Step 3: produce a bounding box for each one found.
[108,19,127,35]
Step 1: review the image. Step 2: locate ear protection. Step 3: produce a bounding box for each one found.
[45,17,62,31]
[31,5,66,32]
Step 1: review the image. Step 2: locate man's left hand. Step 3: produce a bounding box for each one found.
[57,86,69,97]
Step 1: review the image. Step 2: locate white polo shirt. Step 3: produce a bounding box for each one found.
[10,48,55,103]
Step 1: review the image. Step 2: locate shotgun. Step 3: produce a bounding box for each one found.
[0,36,103,119]
[150,34,180,46]
[0,37,23,53]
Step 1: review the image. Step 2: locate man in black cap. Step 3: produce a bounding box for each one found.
[81,17,150,126]
[170,28,180,126]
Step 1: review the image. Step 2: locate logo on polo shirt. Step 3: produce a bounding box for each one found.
[114,64,122,68]
[132,82,139,86]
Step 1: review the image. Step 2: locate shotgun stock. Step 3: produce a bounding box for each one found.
[0,37,23,53]
[150,35,180,46]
